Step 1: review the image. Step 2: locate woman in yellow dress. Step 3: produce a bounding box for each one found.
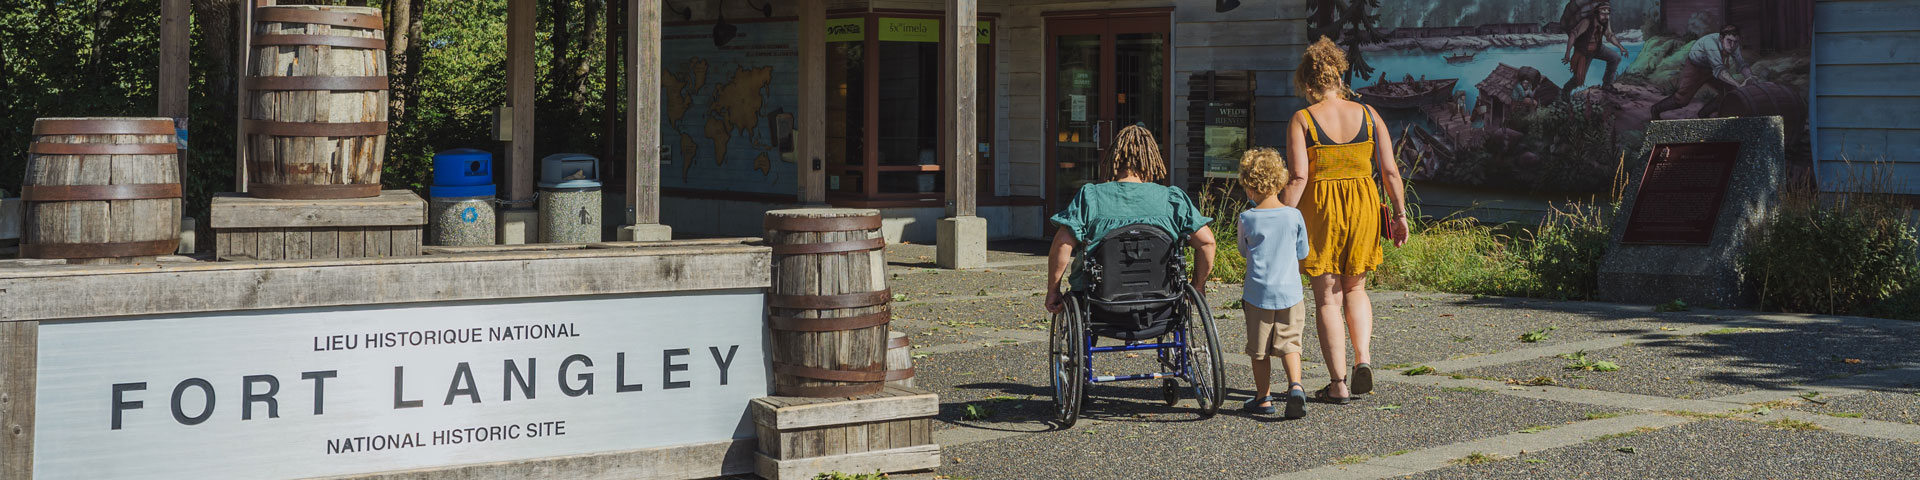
[1282,37,1412,404]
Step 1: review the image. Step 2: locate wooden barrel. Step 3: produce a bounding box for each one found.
[1719,81,1807,137]
[245,5,388,200]
[886,331,915,388]
[765,209,889,397]
[21,118,181,264]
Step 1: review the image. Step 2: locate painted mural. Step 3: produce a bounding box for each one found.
[661,20,799,195]
[1316,0,1812,193]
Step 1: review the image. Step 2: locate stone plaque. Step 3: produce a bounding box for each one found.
[1619,142,1741,245]
[1595,116,1785,308]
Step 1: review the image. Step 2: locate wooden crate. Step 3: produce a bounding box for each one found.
[751,386,941,480]
[212,190,425,261]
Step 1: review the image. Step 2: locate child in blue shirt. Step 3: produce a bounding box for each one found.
[1236,147,1313,419]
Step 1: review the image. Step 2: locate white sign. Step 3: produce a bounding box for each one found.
[1069,94,1088,123]
[33,290,769,479]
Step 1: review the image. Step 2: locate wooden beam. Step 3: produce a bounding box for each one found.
[160,0,190,184]
[0,244,771,322]
[506,0,537,204]
[943,0,978,217]
[0,321,36,480]
[797,0,827,204]
[209,191,427,229]
[628,0,662,224]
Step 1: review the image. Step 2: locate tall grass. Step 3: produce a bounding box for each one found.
[1194,177,1249,283]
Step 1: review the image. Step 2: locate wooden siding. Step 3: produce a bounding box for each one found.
[1173,0,1309,187]
[1814,0,1920,194]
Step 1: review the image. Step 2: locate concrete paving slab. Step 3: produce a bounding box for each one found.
[1453,322,1920,399]
[1400,419,1920,479]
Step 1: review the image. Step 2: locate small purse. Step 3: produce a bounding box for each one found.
[1380,204,1392,239]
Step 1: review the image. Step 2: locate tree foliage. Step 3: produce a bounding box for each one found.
[2,0,619,219]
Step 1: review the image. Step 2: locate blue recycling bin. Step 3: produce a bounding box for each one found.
[429,149,498,246]
[433,148,493,187]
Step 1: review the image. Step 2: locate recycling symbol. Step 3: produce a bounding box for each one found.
[461,206,479,223]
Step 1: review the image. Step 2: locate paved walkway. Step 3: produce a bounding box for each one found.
[873,244,1920,480]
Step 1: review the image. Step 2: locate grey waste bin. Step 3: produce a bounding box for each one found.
[537,153,602,244]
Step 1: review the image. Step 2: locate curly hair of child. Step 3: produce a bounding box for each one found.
[1238,147,1291,196]
[1106,124,1168,181]
[1293,36,1352,103]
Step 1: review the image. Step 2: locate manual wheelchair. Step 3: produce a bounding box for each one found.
[1049,223,1225,427]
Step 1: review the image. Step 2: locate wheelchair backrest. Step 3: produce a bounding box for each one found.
[1087,223,1182,304]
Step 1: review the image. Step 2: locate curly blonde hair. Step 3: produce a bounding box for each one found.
[1106,125,1167,181]
[1238,147,1290,196]
[1293,37,1351,103]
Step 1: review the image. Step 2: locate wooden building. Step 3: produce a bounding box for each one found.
[1812,0,1920,195]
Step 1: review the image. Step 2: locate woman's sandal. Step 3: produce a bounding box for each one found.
[1242,394,1277,415]
[1312,377,1351,405]
[1283,382,1308,419]
[1353,363,1375,395]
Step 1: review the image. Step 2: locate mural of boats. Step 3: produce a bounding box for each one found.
[1356,78,1459,109]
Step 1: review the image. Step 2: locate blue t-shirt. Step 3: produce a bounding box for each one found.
[1237,206,1311,310]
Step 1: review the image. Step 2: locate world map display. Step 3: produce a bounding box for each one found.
[661,21,799,195]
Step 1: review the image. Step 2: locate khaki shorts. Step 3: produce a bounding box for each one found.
[1244,302,1307,360]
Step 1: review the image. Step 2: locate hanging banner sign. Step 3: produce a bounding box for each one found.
[826,17,863,43]
[31,290,770,480]
[878,17,939,43]
[978,21,992,45]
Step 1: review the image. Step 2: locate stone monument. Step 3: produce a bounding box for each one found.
[1596,116,1786,307]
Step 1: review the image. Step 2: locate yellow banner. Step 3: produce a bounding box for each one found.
[878,17,939,43]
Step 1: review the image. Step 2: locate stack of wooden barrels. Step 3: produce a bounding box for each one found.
[763,208,896,397]
[18,118,182,265]
[753,209,939,480]
[244,4,389,200]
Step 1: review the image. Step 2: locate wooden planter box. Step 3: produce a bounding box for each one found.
[751,386,941,480]
[211,190,425,260]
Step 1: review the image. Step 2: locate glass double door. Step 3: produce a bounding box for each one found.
[1046,14,1170,213]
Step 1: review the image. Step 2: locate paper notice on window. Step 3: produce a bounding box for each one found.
[1069,95,1087,122]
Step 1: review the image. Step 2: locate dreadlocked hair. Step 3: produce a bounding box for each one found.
[1107,125,1167,182]
[1294,36,1352,103]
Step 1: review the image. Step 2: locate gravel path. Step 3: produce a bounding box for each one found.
[856,247,1920,480]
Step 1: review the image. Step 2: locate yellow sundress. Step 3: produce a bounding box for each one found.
[1298,106,1385,277]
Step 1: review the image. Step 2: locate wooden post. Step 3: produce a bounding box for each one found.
[1,321,38,480]
[506,0,536,205]
[797,0,827,204]
[160,0,190,183]
[942,0,977,218]
[627,0,661,225]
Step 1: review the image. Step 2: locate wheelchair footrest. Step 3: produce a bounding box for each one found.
[1092,372,1181,383]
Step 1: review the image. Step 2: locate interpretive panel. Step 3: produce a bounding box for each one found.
[1620,142,1741,245]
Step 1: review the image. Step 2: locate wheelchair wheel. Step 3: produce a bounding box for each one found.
[1180,283,1226,417]
[1049,294,1086,428]
[1160,378,1180,406]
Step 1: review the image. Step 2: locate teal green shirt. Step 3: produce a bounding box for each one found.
[1049,182,1213,290]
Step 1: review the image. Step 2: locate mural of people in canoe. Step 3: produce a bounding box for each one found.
[1312,0,1812,193]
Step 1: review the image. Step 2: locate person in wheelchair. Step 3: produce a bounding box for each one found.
[1042,125,1223,426]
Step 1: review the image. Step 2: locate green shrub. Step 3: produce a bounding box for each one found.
[1525,202,1616,300]
[1743,190,1918,315]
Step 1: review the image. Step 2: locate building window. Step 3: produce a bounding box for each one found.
[823,13,995,205]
